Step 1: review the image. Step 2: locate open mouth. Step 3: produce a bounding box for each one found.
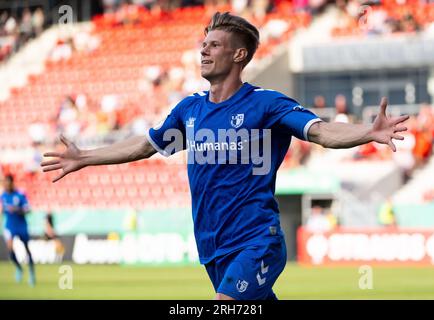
[201,60,213,65]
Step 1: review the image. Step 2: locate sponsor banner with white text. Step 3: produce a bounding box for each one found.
[0,233,199,265]
[297,227,434,265]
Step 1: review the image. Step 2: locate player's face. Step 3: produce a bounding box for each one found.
[3,178,13,192]
[200,30,237,81]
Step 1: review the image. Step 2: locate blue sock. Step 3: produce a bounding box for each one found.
[9,251,22,271]
[24,244,36,286]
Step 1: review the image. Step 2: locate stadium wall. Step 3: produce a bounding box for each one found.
[249,45,294,97]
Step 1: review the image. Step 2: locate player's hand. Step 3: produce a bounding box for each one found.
[371,97,409,152]
[41,135,85,183]
[6,205,19,213]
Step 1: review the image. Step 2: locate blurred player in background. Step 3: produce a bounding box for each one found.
[41,12,409,300]
[43,210,65,263]
[1,174,36,286]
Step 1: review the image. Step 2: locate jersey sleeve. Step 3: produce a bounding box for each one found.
[265,95,322,141]
[0,195,5,213]
[146,97,192,157]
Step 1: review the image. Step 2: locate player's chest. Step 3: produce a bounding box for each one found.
[183,104,264,132]
[2,194,20,205]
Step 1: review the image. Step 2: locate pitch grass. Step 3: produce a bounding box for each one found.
[1,262,434,299]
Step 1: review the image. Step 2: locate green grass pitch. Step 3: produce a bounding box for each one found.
[1,262,434,299]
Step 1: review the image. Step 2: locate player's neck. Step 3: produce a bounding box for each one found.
[208,78,243,104]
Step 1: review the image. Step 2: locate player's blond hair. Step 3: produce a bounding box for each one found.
[205,12,260,67]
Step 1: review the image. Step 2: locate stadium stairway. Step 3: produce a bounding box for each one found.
[307,147,405,226]
[392,156,434,204]
[289,5,341,72]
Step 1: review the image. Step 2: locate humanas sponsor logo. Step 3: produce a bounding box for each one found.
[161,127,272,175]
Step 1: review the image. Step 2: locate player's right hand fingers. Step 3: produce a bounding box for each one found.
[391,115,409,125]
[388,139,396,152]
[380,97,388,116]
[42,164,63,172]
[41,159,60,167]
[43,152,61,158]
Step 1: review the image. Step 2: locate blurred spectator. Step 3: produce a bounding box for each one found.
[123,207,139,232]
[412,122,433,167]
[306,205,334,232]
[378,199,396,227]
[48,37,74,62]
[393,117,416,181]
[0,11,8,31]
[116,0,149,25]
[312,95,327,109]
[56,95,82,138]
[43,211,65,264]
[251,0,269,22]
[334,94,350,123]
[293,0,310,12]
[19,8,33,43]
[102,0,119,14]
[24,142,44,176]
[232,0,249,15]
[72,30,100,53]
[0,7,46,63]
[32,7,45,37]
[28,120,47,144]
[4,13,17,35]
[400,11,420,33]
[353,142,381,160]
[283,139,312,168]
[262,18,289,41]
[332,0,428,37]
[98,94,120,134]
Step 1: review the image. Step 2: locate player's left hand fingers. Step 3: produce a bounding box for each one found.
[42,164,63,172]
[43,152,61,158]
[41,159,60,167]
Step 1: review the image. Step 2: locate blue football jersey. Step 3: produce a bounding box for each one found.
[147,82,321,264]
[1,190,30,232]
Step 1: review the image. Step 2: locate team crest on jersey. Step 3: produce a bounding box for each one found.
[230,114,244,128]
[236,279,249,293]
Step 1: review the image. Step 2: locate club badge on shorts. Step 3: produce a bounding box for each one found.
[236,279,249,293]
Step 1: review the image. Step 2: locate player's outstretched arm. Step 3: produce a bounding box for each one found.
[308,97,409,151]
[41,135,157,182]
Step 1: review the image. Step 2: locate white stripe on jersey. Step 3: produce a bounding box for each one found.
[254,88,275,92]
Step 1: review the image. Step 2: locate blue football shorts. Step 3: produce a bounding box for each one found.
[3,227,30,243]
[205,240,287,300]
